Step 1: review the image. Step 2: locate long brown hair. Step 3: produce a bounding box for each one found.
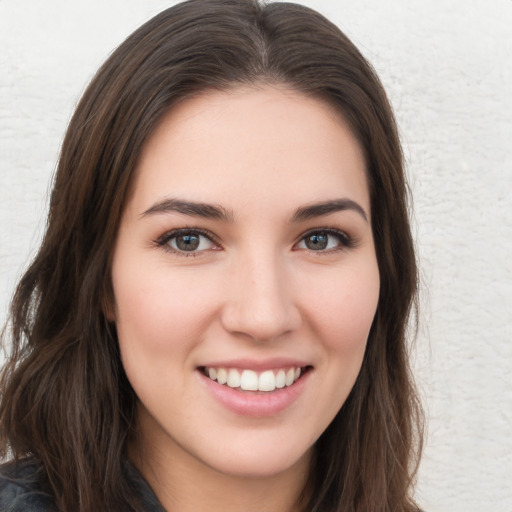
[0,1,423,510]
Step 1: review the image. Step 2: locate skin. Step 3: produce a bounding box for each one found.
[111,85,380,512]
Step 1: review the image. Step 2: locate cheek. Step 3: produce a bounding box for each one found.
[304,260,380,352]
[112,268,212,407]
[112,263,221,371]
[292,260,380,437]
[115,279,178,349]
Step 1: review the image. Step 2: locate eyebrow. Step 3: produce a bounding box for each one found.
[291,198,368,223]
[141,198,234,222]
[141,197,368,223]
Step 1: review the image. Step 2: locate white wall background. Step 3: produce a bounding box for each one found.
[1,1,511,510]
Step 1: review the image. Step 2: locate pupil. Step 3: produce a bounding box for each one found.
[176,234,199,251]
[306,234,328,250]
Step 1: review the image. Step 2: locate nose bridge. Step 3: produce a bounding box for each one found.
[221,243,300,341]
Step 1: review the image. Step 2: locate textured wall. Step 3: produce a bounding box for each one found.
[1,1,511,510]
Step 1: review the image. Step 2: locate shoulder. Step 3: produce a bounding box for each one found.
[0,459,55,512]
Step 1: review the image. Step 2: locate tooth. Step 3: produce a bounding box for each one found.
[208,366,302,391]
[275,369,286,388]
[217,368,227,385]
[240,370,258,391]
[227,369,241,388]
[258,370,276,392]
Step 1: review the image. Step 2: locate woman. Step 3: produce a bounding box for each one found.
[0,0,423,510]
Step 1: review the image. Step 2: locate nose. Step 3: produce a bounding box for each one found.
[220,249,301,342]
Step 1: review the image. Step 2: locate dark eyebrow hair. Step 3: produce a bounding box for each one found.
[140,198,234,222]
[291,198,368,223]
[141,197,367,224]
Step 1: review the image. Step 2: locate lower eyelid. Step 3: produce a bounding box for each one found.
[155,228,356,254]
[155,229,219,253]
[296,230,354,250]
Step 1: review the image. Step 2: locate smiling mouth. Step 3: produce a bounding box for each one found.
[199,366,312,393]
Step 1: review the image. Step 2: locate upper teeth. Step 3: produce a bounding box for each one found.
[205,367,303,392]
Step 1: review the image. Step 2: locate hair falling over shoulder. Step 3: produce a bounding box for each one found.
[0,1,423,510]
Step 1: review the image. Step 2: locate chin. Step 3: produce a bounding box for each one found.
[190,433,314,480]
[217,453,308,479]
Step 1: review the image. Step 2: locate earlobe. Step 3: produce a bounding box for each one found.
[105,306,116,323]
[101,294,117,323]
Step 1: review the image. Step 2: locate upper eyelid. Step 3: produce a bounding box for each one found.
[154,226,354,251]
[297,227,351,241]
[156,227,219,244]
[300,226,347,236]
[294,227,357,252]
[154,228,222,257]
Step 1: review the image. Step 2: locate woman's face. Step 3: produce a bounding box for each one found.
[111,86,380,479]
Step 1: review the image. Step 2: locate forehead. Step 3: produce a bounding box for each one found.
[127,85,369,217]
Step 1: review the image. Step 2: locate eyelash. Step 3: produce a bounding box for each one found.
[296,228,356,253]
[154,228,219,257]
[154,227,356,257]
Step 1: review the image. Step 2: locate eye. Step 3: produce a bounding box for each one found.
[296,229,353,252]
[157,229,217,255]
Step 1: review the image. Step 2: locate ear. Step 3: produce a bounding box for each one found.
[101,291,117,323]
[104,304,116,323]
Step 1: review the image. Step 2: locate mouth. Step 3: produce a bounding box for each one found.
[198,365,312,393]
[197,362,313,416]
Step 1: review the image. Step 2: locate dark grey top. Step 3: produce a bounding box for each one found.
[0,458,166,512]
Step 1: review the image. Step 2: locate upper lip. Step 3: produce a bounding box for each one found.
[197,357,312,371]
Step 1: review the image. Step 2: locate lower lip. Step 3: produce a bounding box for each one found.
[198,370,311,417]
